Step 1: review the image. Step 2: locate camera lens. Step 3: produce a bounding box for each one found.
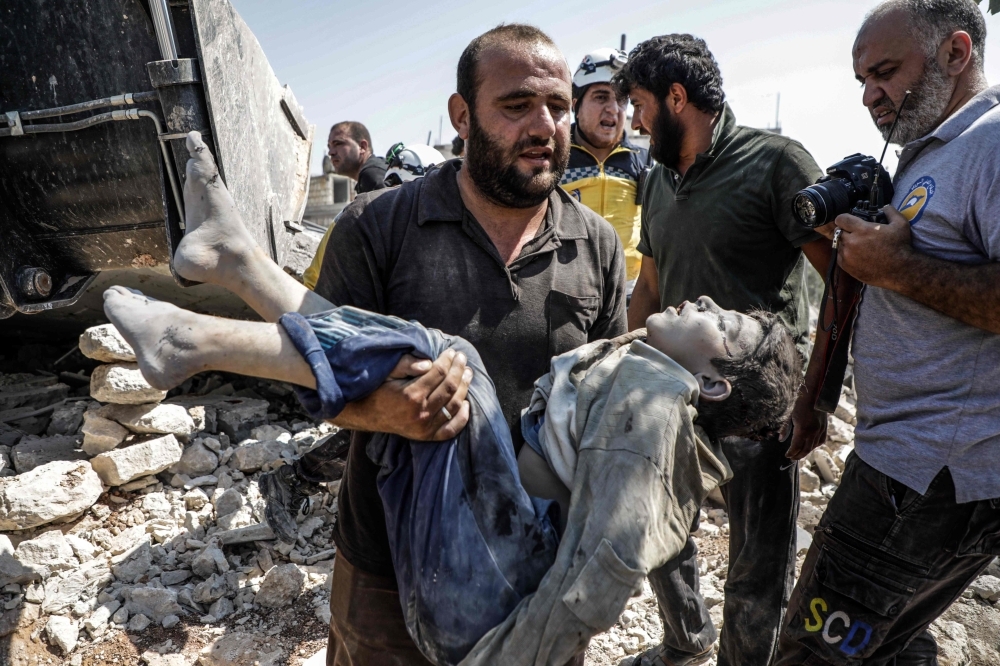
[792,178,854,228]
[793,193,821,227]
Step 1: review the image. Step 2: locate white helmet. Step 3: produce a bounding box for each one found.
[572,48,628,95]
[384,143,446,186]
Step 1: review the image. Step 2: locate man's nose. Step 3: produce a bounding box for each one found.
[527,104,558,139]
[862,81,883,110]
[630,112,643,131]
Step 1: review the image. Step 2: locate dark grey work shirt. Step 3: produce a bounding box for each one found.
[315,159,628,574]
[639,104,822,346]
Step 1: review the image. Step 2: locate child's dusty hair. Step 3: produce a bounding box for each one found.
[696,310,803,441]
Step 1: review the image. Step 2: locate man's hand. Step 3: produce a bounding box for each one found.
[332,349,473,441]
[786,392,829,460]
[834,206,914,288]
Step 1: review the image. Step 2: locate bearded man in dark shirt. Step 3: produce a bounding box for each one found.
[167,24,627,666]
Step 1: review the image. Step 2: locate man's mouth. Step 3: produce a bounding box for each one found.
[874,108,895,126]
[520,147,553,167]
[599,119,617,129]
[676,301,689,314]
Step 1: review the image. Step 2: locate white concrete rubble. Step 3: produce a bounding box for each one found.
[99,403,199,437]
[81,412,130,454]
[0,460,103,531]
[89,434,184,486]
[254,563,305,608]
[79,324,137,363]
[90,364,167,405]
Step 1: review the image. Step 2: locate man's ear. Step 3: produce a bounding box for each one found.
[666,82,689,115]
[696,372,731,402]
[942,30,974,77]
[449,93,471,140]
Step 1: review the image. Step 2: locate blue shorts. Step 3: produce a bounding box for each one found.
[280,307,559,666]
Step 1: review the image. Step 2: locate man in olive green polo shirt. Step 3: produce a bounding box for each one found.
[615,35,833,666]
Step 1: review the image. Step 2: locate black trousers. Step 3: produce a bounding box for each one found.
[775,453,1000,665]
[650,435,800,666]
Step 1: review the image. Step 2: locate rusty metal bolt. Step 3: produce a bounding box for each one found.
[16,267,53,299]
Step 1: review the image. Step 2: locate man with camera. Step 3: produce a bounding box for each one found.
[775,1,1000,664]
[616,35,834,666]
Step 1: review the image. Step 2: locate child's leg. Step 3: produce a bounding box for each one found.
[102,286,315,390]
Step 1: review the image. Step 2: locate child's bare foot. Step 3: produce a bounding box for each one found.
[172,131,257,286]
[102,286,211,390]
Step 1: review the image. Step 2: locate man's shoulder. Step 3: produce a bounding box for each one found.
[554,186,620,245]
[730,125,808,158]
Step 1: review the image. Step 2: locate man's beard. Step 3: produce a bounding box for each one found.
[874,58,954,145]
[649,99,684,170]
[465,112,568,209]
[334,152,364,177]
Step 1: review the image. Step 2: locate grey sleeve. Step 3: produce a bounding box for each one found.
[770,141,824,248]
[971,148,1000,260]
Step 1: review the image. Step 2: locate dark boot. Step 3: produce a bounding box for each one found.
[258,464,324,543]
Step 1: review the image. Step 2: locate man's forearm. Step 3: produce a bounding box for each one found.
[886,254,1000,334]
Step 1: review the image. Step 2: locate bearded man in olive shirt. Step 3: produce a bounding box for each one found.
[617,35,833,666]
[315,25,626,665]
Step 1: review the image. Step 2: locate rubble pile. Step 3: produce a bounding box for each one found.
[0,325,998,665]
[0,325,337,665]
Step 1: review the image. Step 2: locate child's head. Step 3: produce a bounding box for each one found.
[645,296,803,441]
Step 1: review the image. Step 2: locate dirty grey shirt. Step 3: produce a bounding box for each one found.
[461,335,731,665]
[853,85,1000,503]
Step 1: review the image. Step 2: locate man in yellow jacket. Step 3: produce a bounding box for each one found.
[562,48,652,289]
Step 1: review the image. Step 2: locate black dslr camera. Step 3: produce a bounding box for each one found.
[792,153,894,228]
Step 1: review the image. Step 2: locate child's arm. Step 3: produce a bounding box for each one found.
[517,447,571,533]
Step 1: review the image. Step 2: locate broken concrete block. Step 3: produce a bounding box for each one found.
[230,439,292,473]
[214,397,269,442]
[799,465,821,493]
[98,403,197,436]
[42,558,112,615]
[125,587,182,623]
[45,614,79,655]
[89,435,183,486]
[160,570,190,586]
[193,573,229,604]
[214,487,245,518]
[83,600,121,637]
[216,522,275,545]
[192,546,229,578]
[15,531,78,573]
[112,542,153,584]
[254,563,305,608]
[11,434,87,473]
[0,460,103,531]
[199,632,284,666]
[90,364,167,405]
[168,441,219,477]
[809,448,841,485]
[79,324,136,363]
[81,411,130,455]
[46,400,90,436]
[128,613,151,631]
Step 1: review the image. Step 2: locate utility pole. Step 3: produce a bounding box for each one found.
[438,115,443,145]
[427,130,432,146]
[620,34,626,51]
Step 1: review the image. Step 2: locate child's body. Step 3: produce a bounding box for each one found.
[102,288,802,666]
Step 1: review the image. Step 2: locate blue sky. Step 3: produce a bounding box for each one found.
[230,0,1000,176]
